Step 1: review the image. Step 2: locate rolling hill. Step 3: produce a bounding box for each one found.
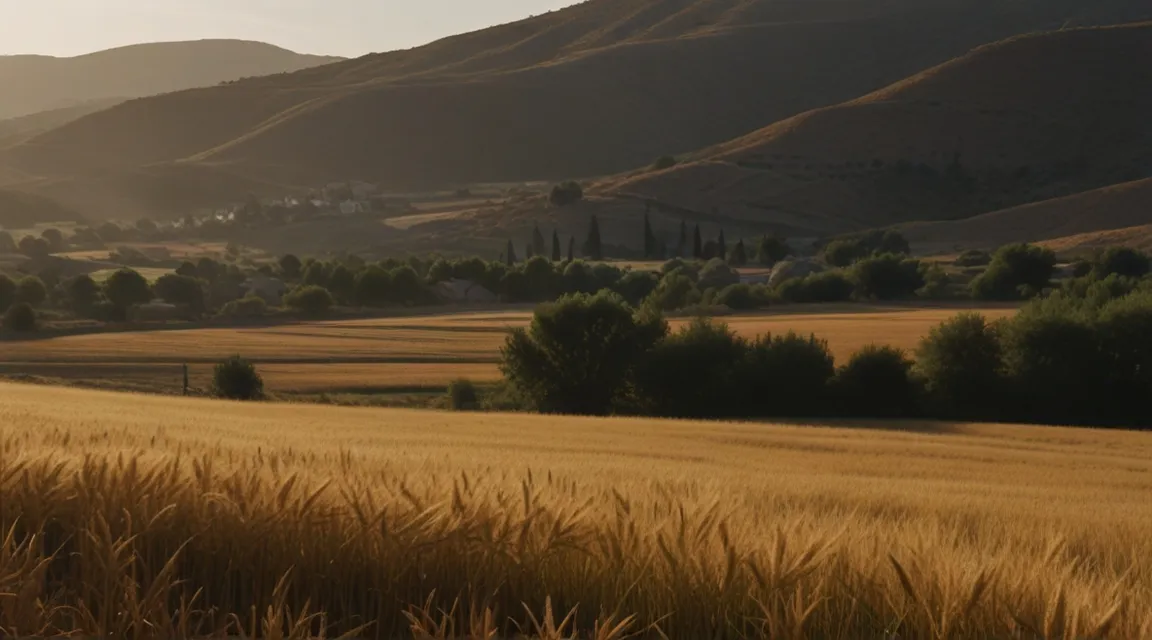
[2,0,1148,221]
[596,22,1152,240]
[0,40,341,121]
[899,176,1152,252]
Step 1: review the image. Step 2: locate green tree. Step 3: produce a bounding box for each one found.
[1093,247,1150,279]
[153,273,206,312]
[103,268,152,313]
[717,230,727,264]
[500,292,667,414]
[677,220,688,258]
[211,355,264,400]
[279,254,303,280]
[652,155,677,170]
[328,264,356,305]
[853,254,925,300]
[15,276,47,307]
[551,230,562,262]
[3,302,37,332]
[735,332,835,417]
[388,266,424,304]
[67,275,101,315]
[833,345,921,417]
[284,285,335,317]
[729,239,748,267]
[532,225,547,258]
[692,225,703,259]
[583,215,603,261]
[915,312,1004,419]
[612,270,660,306]
[757,234,791,266]
[971,244,1056,300]
[355,267,392,307]
[634,319,747,417]
[822,240,864,267]
[567,236,575,262]
[175,261,198,278]
[40,228,65,252]
[505,239,518,266]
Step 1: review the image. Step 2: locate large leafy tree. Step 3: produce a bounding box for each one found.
[500,291,667,414]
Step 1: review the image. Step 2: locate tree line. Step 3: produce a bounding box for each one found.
[493,276,1152,429]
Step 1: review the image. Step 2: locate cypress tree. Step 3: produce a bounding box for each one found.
[551,230,562,262]
[643,212,656,259]
[583,215,603,261]
[718,229,727,262]
[568,236,576,262]
[525,243,534,260]
[678,220,688,258]
[693,225,703,259]
[505,240,517,266]
[731,238,748,266]
[532,224,546,257]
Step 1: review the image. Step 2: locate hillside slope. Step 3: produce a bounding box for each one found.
[899,176,1152,251]
[3,0,1148,219]
[0,40,341,121]
[599,22,1152,237]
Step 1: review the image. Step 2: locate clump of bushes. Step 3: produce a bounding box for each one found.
[447,379,480,410]
[777,271,856,303]
[970,243,1055,300]
[284,285,335,317]
[212,355,264,400]
[549,181,584,207]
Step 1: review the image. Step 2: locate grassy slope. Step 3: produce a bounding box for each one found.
[2,382,1150,636]
[600,23,1152,238]
[899,176,1152,251]
[4,0,1148,220]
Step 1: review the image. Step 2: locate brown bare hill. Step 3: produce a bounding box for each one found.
[0,40,341,121]
[0,189,84,228]
[4,0,1149,219]
[602,22,1152,237]
[899,176,1152,251]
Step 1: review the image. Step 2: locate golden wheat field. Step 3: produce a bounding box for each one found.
[0,305,1015,395]
[2,382,1150,638]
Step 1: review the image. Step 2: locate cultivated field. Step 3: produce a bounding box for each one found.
[1,383,1149,637]
[0,305,1016,395]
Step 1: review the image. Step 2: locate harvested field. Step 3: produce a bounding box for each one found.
[1,383,1149,637]
[0,305,1016,394]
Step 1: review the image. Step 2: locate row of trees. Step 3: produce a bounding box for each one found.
[496,283,1152,428]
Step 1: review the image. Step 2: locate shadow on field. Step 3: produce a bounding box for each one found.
[756,417,972,435]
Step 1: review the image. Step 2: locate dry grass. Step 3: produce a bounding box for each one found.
[2,382,1150,638]
[1,306,1015,396]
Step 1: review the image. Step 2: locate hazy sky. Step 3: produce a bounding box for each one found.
[0,0,579,58]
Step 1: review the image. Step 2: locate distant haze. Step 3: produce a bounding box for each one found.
[0,0,578,58]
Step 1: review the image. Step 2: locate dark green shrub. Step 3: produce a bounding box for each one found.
[549,181,584,207]
[447,379,480,410]
[613,271,660,306]
[3,302,37,332]
[715,283,762,310]
[652,155,678,170]
[0,274,16,312]
[822,240,864,267]
[500,291,667,415]
[66,274,102,316]
[697,259,740,290]
[211,355,264,400]
[853,254,925,299]
[777,271,855,303]
[1092,247,1151,279]
[971,244,1055,300]
[152,274,205,312]
[218,295,269,318]
[643,273,701,311]
[354,267,392,307]
[283,285,334,317]
[833,345,921,418]
[757,235,791,266]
